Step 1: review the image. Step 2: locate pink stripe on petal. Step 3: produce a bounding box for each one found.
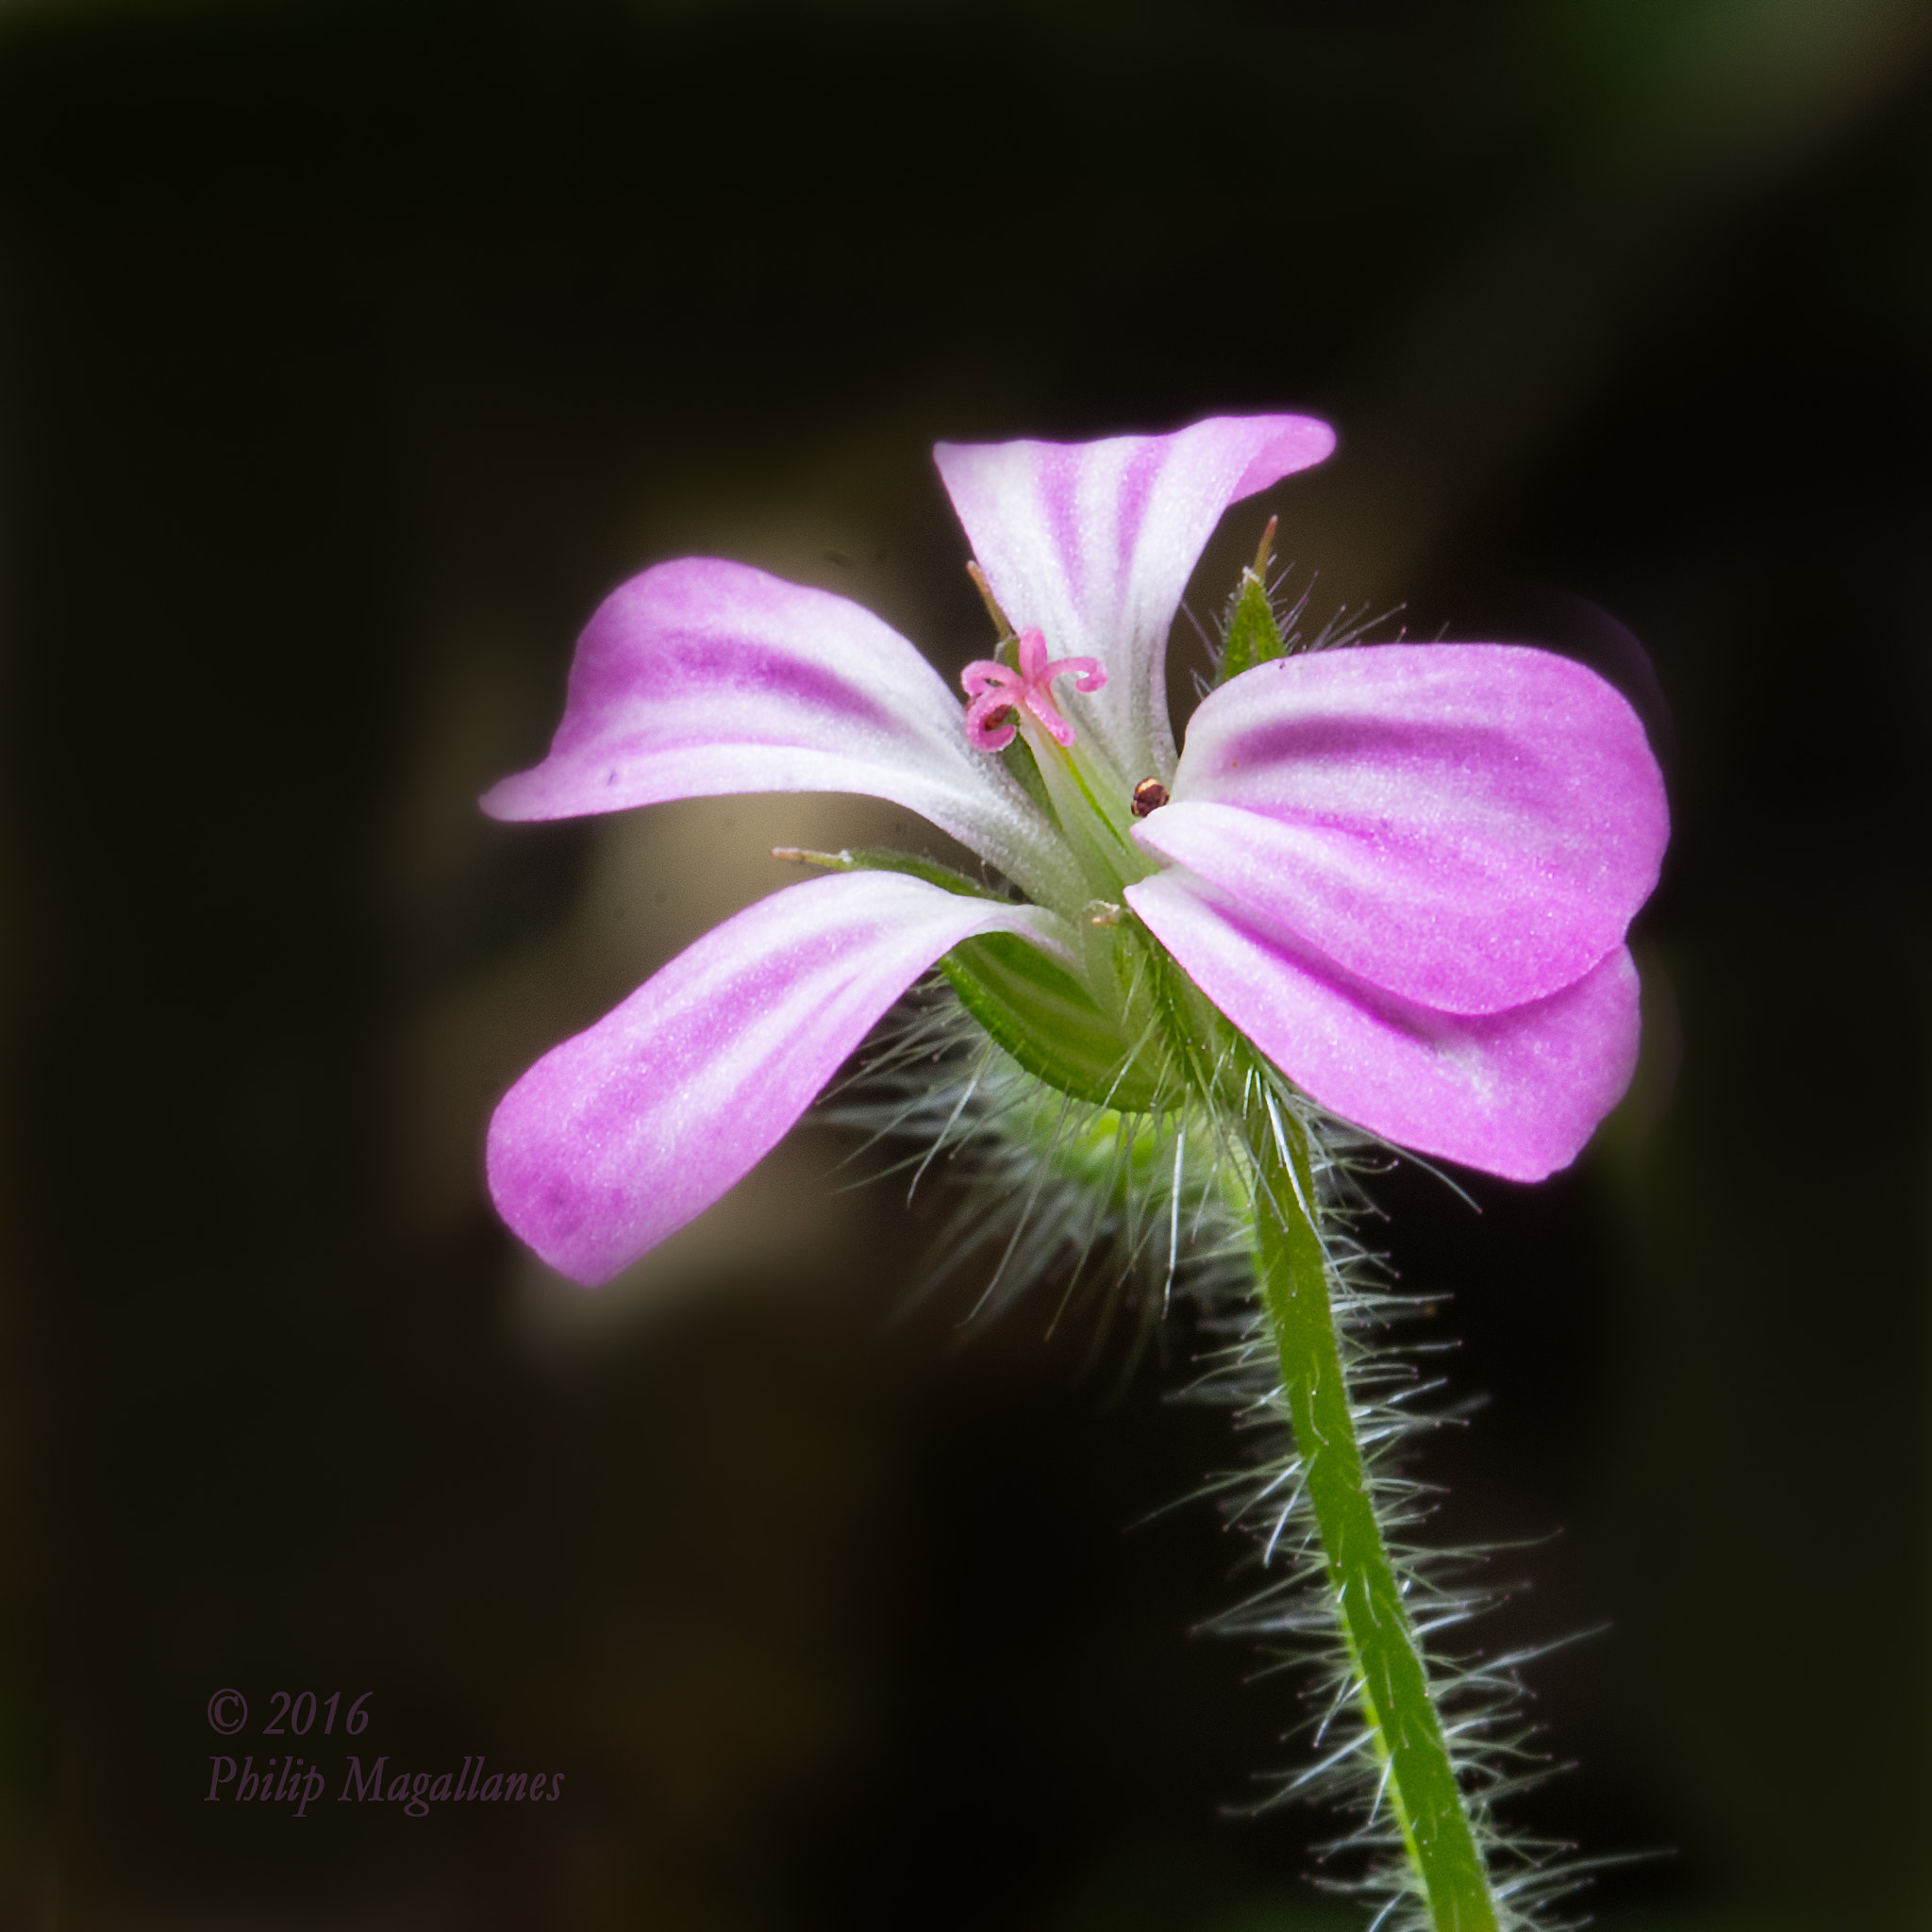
[1146,643,1668,1014]
[934,414,1336,788]
[1124,869,1641,1182]
[488,872,1074,1286]
[481,558,1079,908]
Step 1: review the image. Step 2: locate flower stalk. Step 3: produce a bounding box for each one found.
[1131,926,1499,1931]
[1247,1089,1498,1932]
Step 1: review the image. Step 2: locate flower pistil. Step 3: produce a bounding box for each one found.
[960,626,1107,752]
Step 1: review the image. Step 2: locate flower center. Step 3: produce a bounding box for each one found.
[960,628,1107,752]
[958,616,1156,924]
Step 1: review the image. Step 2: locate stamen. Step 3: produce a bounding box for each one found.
[965,560,1015,641]
[1130,778,1171,818]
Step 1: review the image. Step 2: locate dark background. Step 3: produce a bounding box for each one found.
[1,1,1928,1927]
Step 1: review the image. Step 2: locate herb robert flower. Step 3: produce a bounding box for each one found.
[483,414,1666,1289]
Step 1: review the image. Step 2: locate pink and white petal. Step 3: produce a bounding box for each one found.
[1124,870,1641,1182]
[482,558,1080,908]
[489,872,1077,1287]
[1144,643,1667,1014]
[933,414,1336,788]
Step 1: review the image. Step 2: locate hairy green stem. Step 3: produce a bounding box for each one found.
[1134,929,1500,1926]
[1251,1103,1498,1932]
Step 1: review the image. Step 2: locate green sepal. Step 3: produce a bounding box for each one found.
[942,933,1165,1112]
[1216,568,1287,686]
[1000,730,1058,821]
[775,845,1007,900]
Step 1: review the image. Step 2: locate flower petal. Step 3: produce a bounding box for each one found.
[488,872,1074,1286]
[1141,643,1667,1014]
[933,414,1336,788]
[1124,869,1641,1181]
[482,558,1081,908]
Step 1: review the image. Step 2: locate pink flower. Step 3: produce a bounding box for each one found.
[482,414,1668,1286]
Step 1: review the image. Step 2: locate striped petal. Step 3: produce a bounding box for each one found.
[483,558,1080,908]
[1125,868,1641,1182]
[1140,643,1667,1015]
[488,871,1074,1285]
[933,414,1335,790]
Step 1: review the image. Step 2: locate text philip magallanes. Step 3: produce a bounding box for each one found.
[206,1754,565,1819]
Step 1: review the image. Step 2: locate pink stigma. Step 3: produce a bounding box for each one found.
[959,627,1108,753]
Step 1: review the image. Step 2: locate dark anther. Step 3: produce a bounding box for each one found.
[1130,777,1171,818]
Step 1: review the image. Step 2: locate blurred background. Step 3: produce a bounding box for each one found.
[1,0,1928,1926]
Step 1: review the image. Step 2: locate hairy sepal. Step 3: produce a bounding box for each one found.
[777,844,1008,900]
[942,933,1166,1112]
[788,843,1165,1111]
[1215,568,1288,686]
